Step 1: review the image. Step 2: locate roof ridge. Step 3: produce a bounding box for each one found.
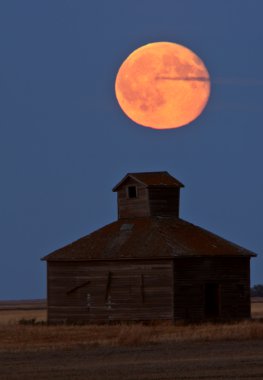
[128,171,169,175]
[112,171,184,191]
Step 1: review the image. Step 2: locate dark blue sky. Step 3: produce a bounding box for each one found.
[0,0,262,299]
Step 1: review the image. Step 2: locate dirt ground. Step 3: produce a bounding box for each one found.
[1,340,263,380]
[0,299,262,380]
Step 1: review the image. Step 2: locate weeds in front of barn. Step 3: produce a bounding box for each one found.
[0,301,262,350]
[0,319,263,351]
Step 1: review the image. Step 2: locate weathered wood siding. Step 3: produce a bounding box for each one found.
[117,180,181,219]
[173,257,251,321]
[47,260,173,324]
[117,178,150,219]
[148,186,180,217]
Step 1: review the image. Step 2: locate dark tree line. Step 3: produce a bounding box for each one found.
[251,284,263,297]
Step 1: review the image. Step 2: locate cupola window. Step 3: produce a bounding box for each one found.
[127,186,137,199]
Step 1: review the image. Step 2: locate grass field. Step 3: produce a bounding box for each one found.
[0,299,263,379]
[251,298,263,318]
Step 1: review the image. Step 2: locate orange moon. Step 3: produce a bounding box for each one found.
[115,42,210,129]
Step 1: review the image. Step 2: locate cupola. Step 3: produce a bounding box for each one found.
[112,171,184,219]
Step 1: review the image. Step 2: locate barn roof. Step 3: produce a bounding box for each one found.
[112,171,184,191]
[42,217,256,261]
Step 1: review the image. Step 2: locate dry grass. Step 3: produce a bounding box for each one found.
[0,320,263,351]
[0,299,46,325]
[0,299,262,351]
[251,300,263,318]
[0,310,46,325]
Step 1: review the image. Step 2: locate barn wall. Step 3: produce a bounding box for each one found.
[47,259,173,324]
[173,257,251,321]
[148,186,180,217]
[117,178,150,218]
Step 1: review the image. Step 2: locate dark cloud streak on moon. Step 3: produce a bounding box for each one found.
[156,76,210,82]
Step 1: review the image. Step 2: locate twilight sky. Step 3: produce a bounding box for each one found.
[0,0,262,299]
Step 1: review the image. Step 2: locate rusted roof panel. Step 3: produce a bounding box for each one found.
[42,217,256,261]
[112,171,184,191]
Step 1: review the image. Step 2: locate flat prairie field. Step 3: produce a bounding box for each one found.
[0,299,263,380]
[251,298,263,318]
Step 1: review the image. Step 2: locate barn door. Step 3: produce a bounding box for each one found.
[204,283,220,318]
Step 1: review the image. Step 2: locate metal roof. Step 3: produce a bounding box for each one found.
[42,217,256,261]
[112,171,184,191]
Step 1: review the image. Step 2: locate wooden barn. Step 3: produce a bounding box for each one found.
[42,171,256,323]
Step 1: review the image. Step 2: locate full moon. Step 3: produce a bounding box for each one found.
[115,42,210,129]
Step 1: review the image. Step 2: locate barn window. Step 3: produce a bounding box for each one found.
[127,186,137,198]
